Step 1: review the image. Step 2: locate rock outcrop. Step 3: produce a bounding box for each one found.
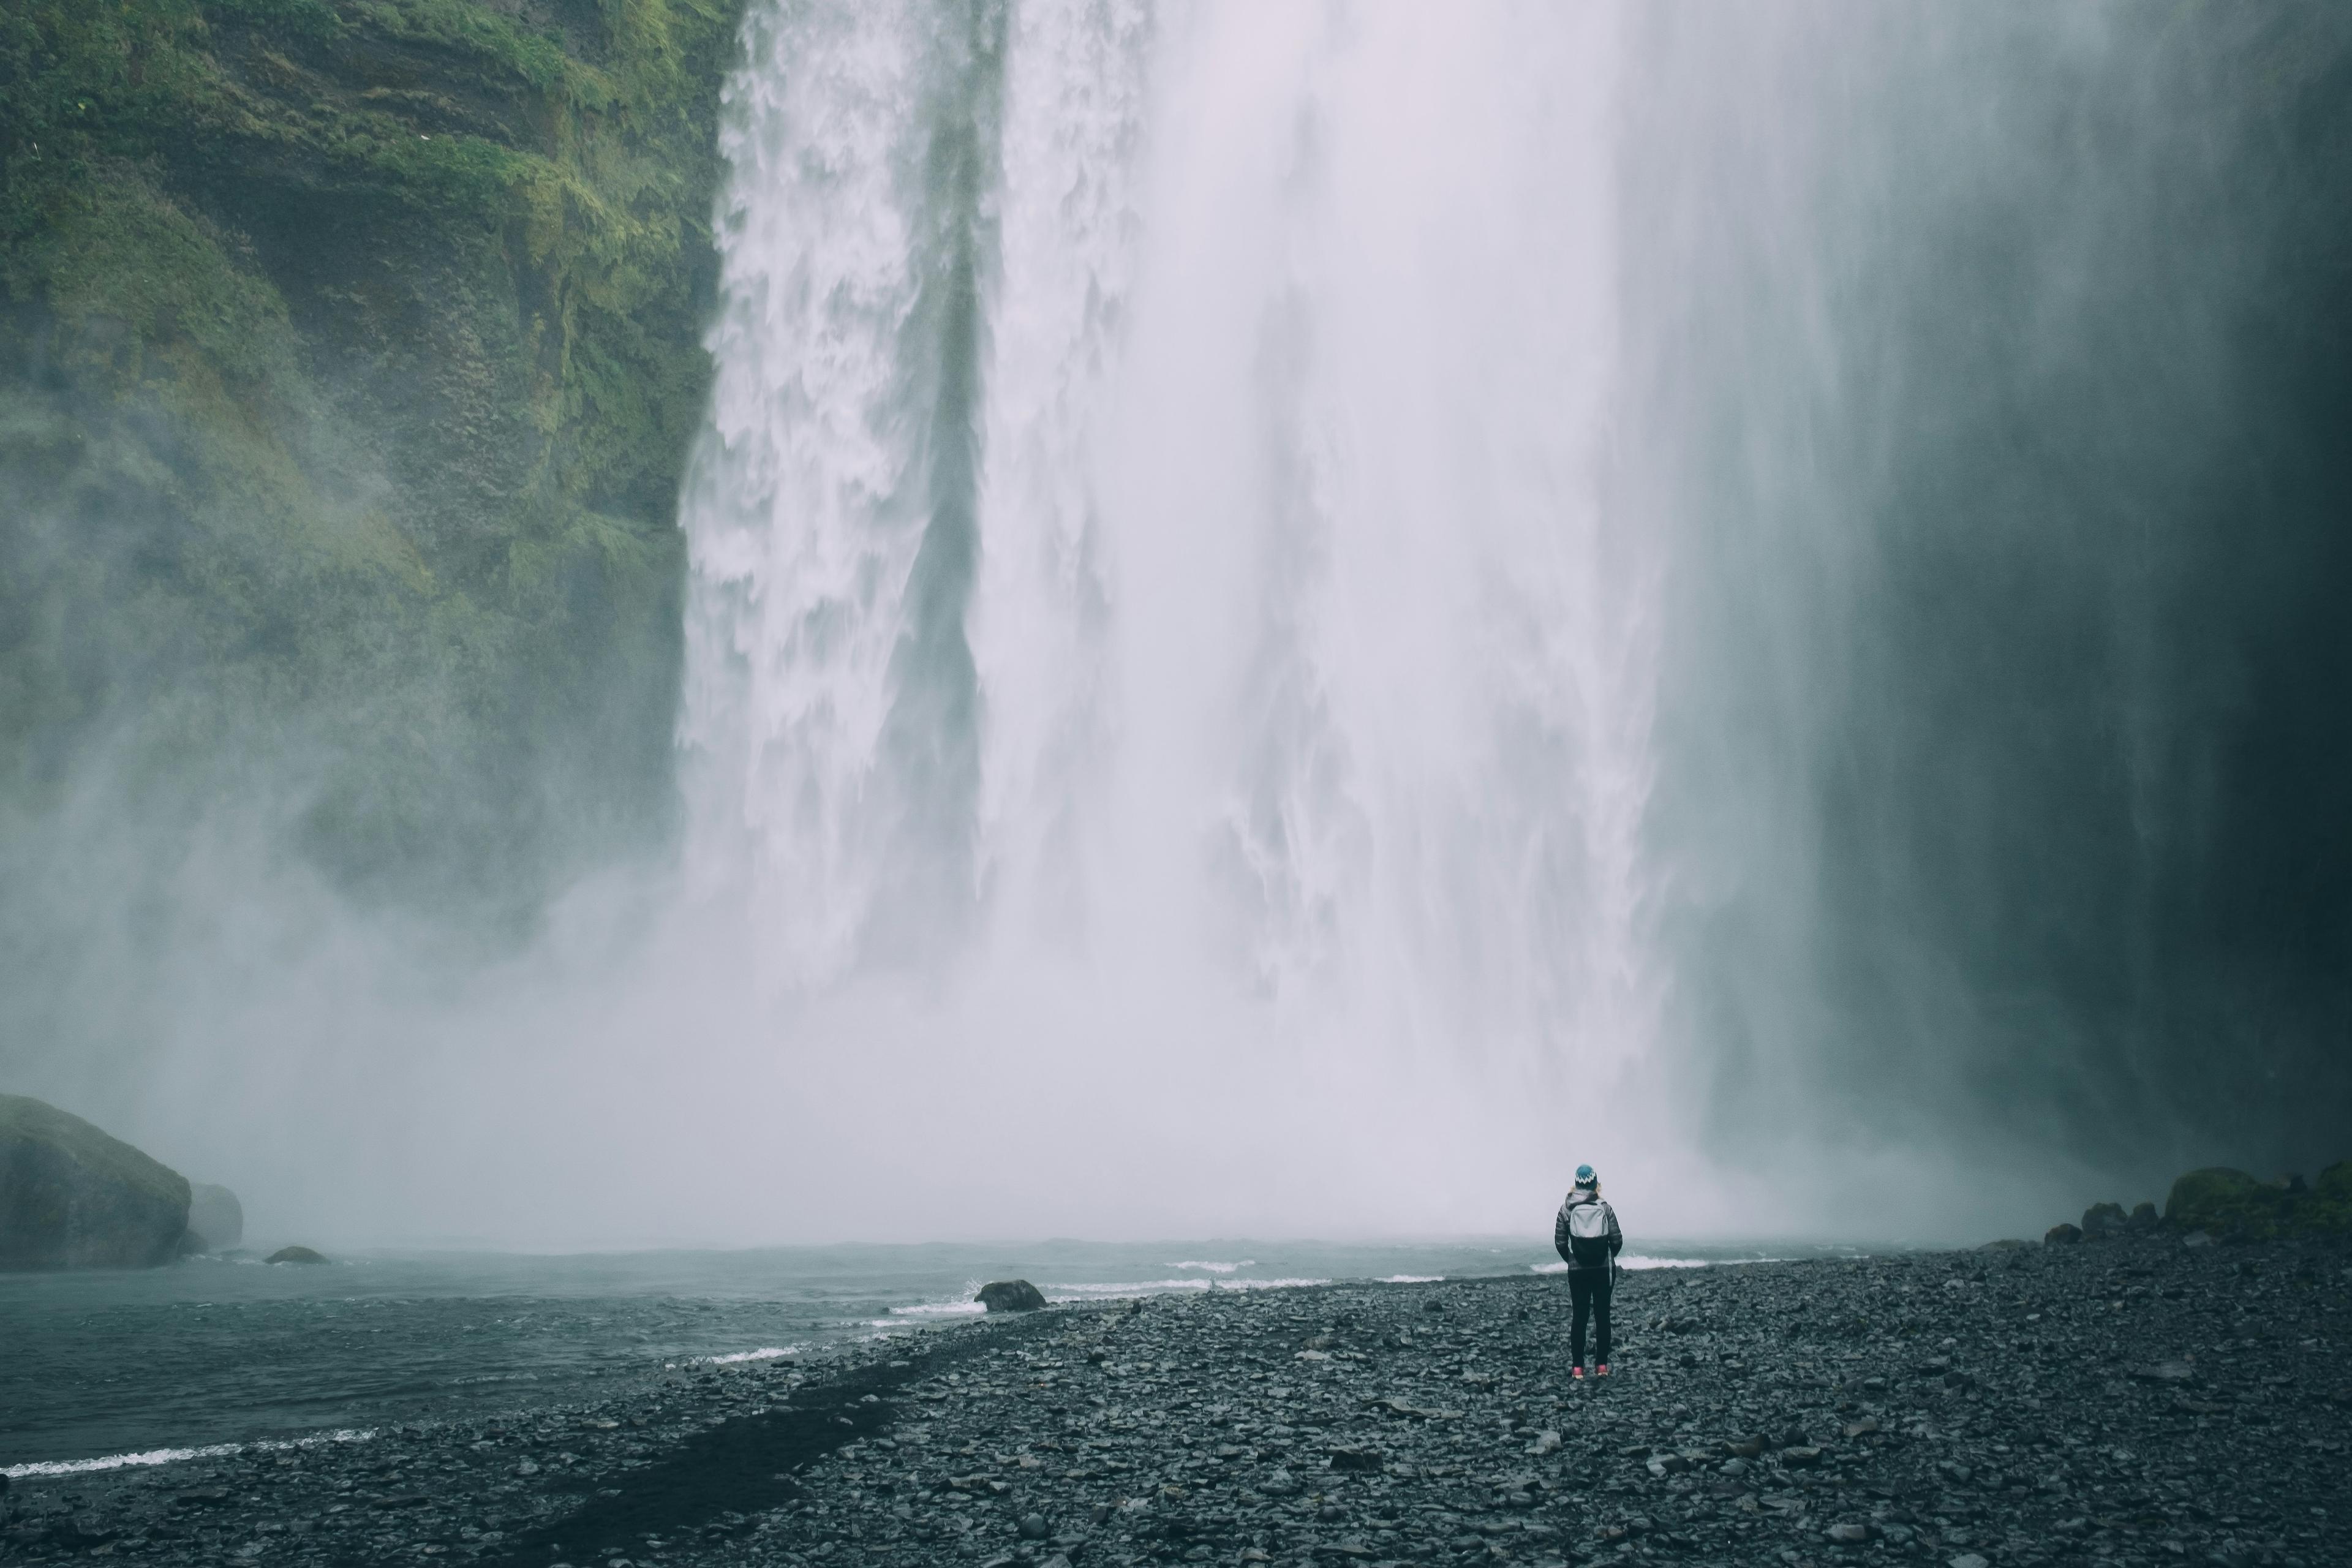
[187,1183,244,1251]
[0,1095,189,1269]
[2081,1200,2128,1237]
[978,1280,1049,1313]
[2165,1163,2352,1239]
[265,1246,329,1265]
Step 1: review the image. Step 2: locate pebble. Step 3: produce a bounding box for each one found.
[2,1230,2346,1566]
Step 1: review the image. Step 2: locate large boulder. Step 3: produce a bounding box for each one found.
[978,1280,1049,1313]
[187,1183,244,1251]
[2165,1167,2274,1234]
[0,1095,189,1269]
[2081,1201,2128,1238]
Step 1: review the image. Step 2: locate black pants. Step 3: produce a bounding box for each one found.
[1569,1268,1613,1365]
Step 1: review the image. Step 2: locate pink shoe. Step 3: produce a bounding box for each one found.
[1596,1363,1611,1377]
[1571,1365,1585,1381]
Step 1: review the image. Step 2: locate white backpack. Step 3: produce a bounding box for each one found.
[1565,1197,1613,1265]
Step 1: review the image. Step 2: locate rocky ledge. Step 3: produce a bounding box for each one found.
[3,1234,2348,1567]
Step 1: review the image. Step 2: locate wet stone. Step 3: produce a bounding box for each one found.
[4,1232,2348,1567]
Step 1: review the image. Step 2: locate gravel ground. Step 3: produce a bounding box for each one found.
[4,1232,2348,1568]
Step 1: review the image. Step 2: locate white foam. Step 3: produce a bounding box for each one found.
[1039,1276,1328,1298]
[1213,1278,1328,1292]
[1050,1278,1214,1295]
[3,1444,243,1478]
[4,1428,374,1480]
[888,1300,987,1317]
[1529,1254,1724,1275]
[702,1346,802,1364]
[1169,1260,1254,1273]
[1379,1274,1444,1284]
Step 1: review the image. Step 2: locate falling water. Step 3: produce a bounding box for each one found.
[674,1,1670,1229]
[10,1,2336,1248]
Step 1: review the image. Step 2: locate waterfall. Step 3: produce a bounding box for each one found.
[674,0,1664,1226]
[4,0,2338,1247]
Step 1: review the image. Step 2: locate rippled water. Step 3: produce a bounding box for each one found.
[0,1238,1812,1470]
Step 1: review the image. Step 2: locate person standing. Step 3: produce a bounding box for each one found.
[1553,1165,1623,1381]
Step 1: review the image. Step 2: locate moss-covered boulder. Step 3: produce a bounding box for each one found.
[2164,1163,2352,1239]
[0,1093,190,1268]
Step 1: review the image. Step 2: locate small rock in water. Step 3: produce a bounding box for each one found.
[976,1280,1047,1313]
[265,1245,328,1265]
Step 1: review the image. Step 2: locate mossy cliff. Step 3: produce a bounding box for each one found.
[0,1092,190,1268]
[2165,1163,2352,1241]
[0,0,745,911]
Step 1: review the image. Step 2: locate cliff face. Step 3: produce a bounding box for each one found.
[0,0,744,913]
[0,1093,191,1268]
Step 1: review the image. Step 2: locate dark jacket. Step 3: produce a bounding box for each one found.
[1553,1191,1623,1274]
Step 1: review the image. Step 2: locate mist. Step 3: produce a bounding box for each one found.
[3,0,2346,1251]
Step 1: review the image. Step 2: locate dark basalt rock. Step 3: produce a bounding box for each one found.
[2081,1201,2128,1237]
[978,1279,1048,1313]
[265,1245,329,1265]
[2045,1221,2082,1245]
[0,1094,189,1269]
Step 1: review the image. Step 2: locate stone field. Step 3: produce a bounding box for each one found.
[4,1232,2348,1568]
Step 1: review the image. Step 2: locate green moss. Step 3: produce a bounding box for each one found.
[345,0,571,91]
[0,0,742,912]
[2164,1164,2352,1239]
[0,1094,190,1211]
[26,162,297,390]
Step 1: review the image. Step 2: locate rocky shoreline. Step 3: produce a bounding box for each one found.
[4,1233,2348,1567]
